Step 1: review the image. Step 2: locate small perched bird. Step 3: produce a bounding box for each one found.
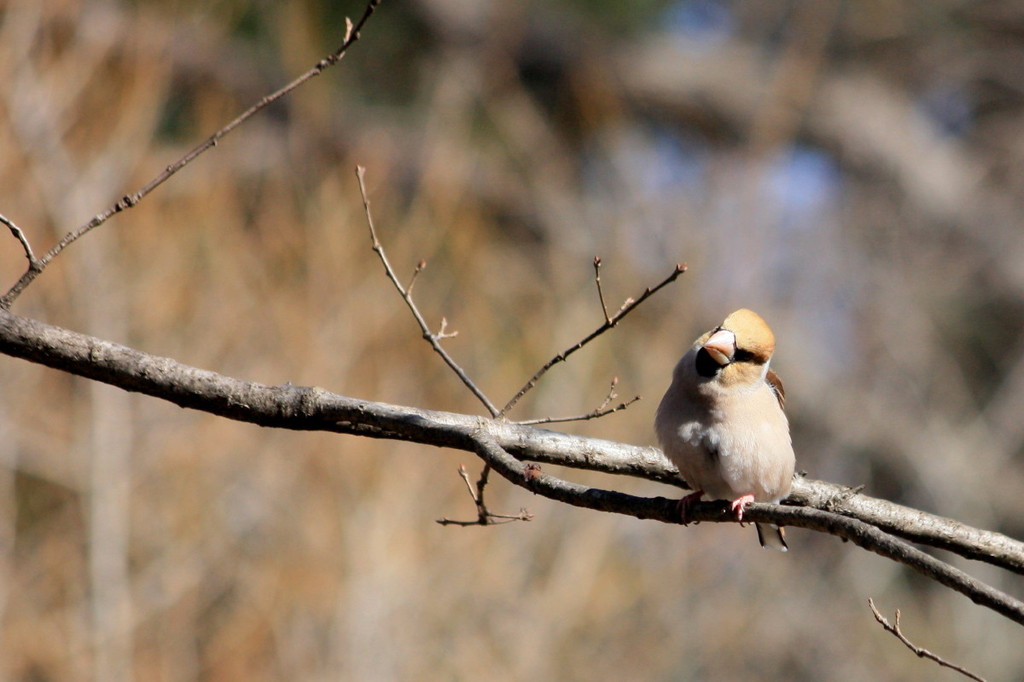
[655,309,795,550]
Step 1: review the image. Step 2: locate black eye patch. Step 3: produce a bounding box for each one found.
[733,348,764,364]
[695,347,722,377]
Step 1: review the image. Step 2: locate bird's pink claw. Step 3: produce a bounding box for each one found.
[730,494,755,522]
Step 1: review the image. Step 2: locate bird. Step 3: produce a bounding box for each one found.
[655,308,795,550]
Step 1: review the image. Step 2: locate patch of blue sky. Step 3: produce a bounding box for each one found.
[917,84,974,137]
[765,144,842,226]
[662,0,735,49]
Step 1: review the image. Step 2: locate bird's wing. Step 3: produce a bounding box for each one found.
[765,369,785,411]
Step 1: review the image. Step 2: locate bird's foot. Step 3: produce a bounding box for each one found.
[730,494,755,524]
[677,490,705,525]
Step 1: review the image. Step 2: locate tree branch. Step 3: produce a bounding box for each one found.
[0,0,383,310]
[0,213,39,269]
[868,599,987,681]
[435,464,534,526]
[2,308,1024,626]
[593,256,612,324]
[3,307,1021,572]
[355,165,500,417]
[515,377,641,426]
[500,262,686,416]
[788,478,1024,575]
[462,429,1024,627]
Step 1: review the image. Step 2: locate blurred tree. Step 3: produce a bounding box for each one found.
[2,0,1024,680]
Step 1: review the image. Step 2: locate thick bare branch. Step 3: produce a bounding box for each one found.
[747,506,1024,626]
[4,306,1022,574]
[463,430,1024,627]
[0,0,383,310]
[2,308,1024,627]
[788,478,1024,575]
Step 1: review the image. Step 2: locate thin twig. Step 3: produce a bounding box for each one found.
[500,262,686,416]
[516,377,641,425]
[474,463,491,521]
[593,256,611,324]
[436,510,533,526]
[868,599,986,681]
[355,166,500,417]
[436,317,458,340]
[458,463,478,502]
[407,260,426,295]
[0,0,383,310]
[0,214,39,269]
[515,397,640,426]
[598,376,621,411]
[435,464,534,526]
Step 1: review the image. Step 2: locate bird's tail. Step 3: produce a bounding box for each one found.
[756,523,788,551]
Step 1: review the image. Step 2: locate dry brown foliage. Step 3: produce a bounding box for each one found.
[1,0,1024,680]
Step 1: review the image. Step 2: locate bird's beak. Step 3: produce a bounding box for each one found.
[703,329,736,365]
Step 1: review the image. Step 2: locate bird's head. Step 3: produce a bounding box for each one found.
[695,308,776,388]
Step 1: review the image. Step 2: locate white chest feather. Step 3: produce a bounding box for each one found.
[656,379,794,503]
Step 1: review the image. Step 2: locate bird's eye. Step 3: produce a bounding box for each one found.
[733,348,759,364]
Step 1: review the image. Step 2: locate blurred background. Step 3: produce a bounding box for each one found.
[1,0,1023,679]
